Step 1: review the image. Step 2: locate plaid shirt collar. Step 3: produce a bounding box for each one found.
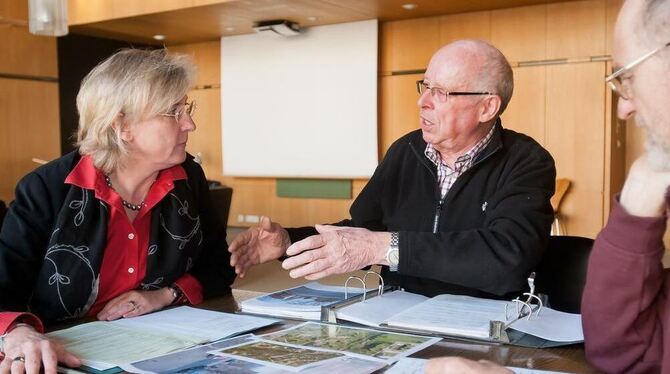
[424,124,495,170]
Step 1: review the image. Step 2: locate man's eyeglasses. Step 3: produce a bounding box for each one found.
[416,80,493,103]
[161,100,197,122]
[606,41,670,100]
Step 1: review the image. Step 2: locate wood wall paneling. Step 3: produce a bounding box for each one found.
[546,0,607,59]
[68,0,194,25]
[380,17,440,73]
[192,0,230,6]
[0,0,60,203]
[501,66,546,145]
[490,5,547,63]
[228,178,275,226]
[380,74,422,156]
[0,80,10,200]
[0,0,28,20]
[0,26,58,78]
[115,0,192,19]
[625,118,645,172]
[439,11,492,45]
[0,79,60,201]
[186,88,224,180]
[545,62,606,238]
[606,0,624,56]
[67,0,114,25]
[170,41,221,86]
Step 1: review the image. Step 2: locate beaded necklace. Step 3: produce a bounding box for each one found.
[104,175,145,211]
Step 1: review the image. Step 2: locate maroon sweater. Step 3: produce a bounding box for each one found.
[582,197,670,374]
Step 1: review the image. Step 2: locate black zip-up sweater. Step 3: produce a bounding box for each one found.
[288,122,556,299]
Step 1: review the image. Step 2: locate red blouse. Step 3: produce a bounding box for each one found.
[0,156,204,336]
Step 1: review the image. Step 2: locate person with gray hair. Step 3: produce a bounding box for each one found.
[0,48,235,372]
[229,40,556,300]
[580,0,670,372]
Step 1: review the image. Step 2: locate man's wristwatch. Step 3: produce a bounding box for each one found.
[385,232,400,270]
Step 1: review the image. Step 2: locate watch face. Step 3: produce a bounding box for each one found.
[389,249,400,266]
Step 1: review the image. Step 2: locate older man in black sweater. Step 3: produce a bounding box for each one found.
[229,39,555,299]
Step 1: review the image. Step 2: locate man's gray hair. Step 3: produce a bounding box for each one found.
[76,48,196,174]
[479,44,514,116]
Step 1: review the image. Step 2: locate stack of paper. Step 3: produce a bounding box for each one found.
[48,306,277,371]
[384,294,509,339]
[240,282,366,320]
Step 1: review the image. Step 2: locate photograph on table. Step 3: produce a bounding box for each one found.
[211,340,344,371]
[260,322,440,361]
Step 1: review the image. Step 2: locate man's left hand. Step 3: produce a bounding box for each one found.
[281,225,390,280]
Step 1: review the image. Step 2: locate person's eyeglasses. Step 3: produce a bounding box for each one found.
[161,100,197,122]
[416,80,493,103]
[606,41,670,100]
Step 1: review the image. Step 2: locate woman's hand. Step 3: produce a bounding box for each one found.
[0,324,80,374]
[97,288,175,321]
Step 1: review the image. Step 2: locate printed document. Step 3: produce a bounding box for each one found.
[384,294,508,339]
[48,306,277,370]
[336,290,428,327]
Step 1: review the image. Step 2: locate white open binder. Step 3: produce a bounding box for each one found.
[322,271,584,348]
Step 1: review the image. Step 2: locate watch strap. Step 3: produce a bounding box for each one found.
[386,232,400,271]
[168,284,184,305]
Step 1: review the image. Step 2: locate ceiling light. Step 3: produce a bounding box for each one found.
[225,27,235,32]
[306,16,318,22]
[28,0,68,36]
[402,3,417,10]
[153,34,166,41]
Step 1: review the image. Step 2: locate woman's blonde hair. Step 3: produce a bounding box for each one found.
[76,48,196,174]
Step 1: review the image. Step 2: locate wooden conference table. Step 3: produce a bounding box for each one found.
[194,289,598,374]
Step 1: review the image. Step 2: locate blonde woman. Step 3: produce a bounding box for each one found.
[0,49,234,372]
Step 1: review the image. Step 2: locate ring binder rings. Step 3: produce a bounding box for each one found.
[505,272,543,322]
[344,271,386,300]
[325,271,583,348]
[324,271,396,322]
[344,276,367,300]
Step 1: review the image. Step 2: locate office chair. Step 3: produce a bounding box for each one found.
[550,178,571,235]
[534,235,594,314]
[208,185,233,230]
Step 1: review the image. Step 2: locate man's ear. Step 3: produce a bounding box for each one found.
[114,114,132,143]
[479,95,502,123]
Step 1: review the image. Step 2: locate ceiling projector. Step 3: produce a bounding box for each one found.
[252,20,301,37]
